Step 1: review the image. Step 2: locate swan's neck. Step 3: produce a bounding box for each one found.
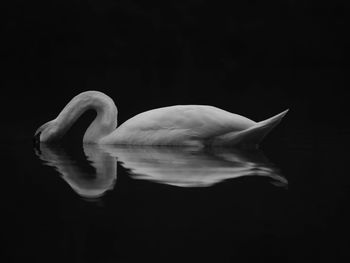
[54,91,118,143]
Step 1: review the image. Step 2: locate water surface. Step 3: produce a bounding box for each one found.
[3,136,349,263]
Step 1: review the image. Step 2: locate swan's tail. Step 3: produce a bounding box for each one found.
[212,109,289,147]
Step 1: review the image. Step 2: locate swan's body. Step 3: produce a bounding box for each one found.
[35,91,288,147]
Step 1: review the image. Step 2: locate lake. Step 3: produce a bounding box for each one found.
[3,132,349,263]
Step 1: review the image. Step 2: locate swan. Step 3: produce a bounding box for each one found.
[34,91,288,147]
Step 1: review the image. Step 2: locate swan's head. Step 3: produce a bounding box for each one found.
[34,120,61,143]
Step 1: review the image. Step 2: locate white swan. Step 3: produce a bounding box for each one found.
[34,91,288,147]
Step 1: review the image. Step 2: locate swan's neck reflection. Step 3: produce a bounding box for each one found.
[35,144,117,199]
[35,144,287,199]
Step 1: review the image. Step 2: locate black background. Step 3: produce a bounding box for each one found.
[2,0,347,142]
[1,2,349,263]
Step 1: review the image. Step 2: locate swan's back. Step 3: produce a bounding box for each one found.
[101,105,256,146]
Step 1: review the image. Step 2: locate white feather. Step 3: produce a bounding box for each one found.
[35,91,288,147]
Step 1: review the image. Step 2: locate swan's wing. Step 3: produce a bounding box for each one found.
[109,106,256,145]
[212,109,289,146]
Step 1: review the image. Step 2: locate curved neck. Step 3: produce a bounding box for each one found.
[54,91,118,143]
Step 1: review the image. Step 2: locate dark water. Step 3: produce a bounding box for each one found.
[3,134,349,263]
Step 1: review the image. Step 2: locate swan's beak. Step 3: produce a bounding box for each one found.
[33,131,41,143]
[34,124,44,143]
[33,131,41,153]
[33,126,43,152]
[34,121,52,143]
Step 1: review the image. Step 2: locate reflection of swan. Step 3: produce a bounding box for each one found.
[103,146,287,187]
[35,144,116,199]
[34,91,288,147]
[35,144,286,197]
